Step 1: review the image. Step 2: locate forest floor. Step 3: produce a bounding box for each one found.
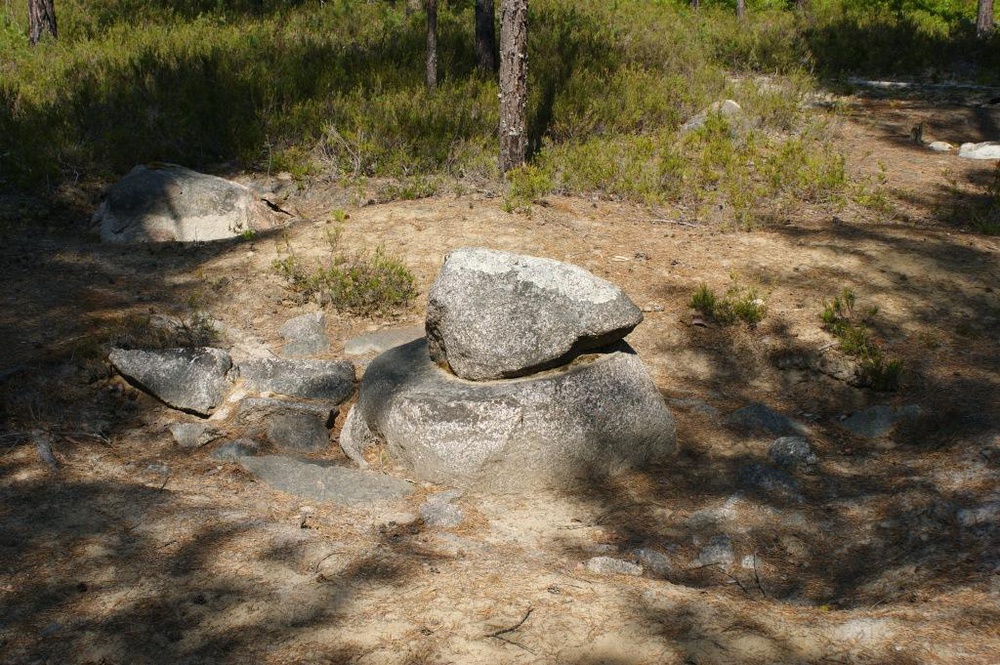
[1,90,999,664]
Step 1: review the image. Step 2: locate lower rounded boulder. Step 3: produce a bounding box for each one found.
[340,339,675,491]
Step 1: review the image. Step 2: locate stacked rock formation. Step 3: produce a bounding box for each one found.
[340,247,676,491]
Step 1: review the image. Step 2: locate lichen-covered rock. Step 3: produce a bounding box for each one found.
[426,247,643,380]
[340,339,675,491]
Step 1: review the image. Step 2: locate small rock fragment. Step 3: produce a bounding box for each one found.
[211,438,261,461]
[769,436,819,471]
[169,422,222,448]
[696,535,735,568]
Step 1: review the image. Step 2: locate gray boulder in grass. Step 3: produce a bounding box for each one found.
[426,247,643,380]
[109,347,232,416]
[339,339,675,491]
[95,163,283,243]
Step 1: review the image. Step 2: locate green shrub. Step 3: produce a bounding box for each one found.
[821,287,902,391]
[691,277,767,327]
[273,234,416,317]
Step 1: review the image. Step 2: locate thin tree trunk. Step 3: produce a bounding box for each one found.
[425,0,438,89]
[690,0,699,8]
[28,0,57,46]
[475,0,497,73]
[978,0,994,39]
[736,0,745,21]
[499,0,528,173]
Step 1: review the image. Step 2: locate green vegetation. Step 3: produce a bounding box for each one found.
[821,288,903,391]
[1,0,994,221]
[690,276,768,326]
[273,231,416,317]
[969,164,1000,235]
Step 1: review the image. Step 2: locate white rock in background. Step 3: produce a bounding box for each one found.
[959,141,1000,160]
[928,141,954,152]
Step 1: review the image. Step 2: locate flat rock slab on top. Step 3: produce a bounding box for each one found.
[340,338,675,491]
[239,456,414,506]
[238,358,354,403]
[426,247,643,380]
[95,163,283,243]
[109,347,232,416]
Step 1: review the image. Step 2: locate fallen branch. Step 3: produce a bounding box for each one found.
[486,607,533,639]
[753,551,768,599]
[485,607,536,653]
[649,218,699,228]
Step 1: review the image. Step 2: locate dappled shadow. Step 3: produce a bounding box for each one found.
[805,9,1000,81]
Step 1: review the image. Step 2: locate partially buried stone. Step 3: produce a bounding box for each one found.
[169,422,222,448]
[586,556,643,576]
[425,247,643,380]
[239,456,414,506]
[211,438,261,461]
[279,312,330,357]
[238,357,354,403]
[769,436,819,472]
[238,398,337,453]
[109,347,232,416]
[726,403,808,437]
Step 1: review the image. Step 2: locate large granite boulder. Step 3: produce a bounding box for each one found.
[95,163,283,243]
[340,339,675,491]
[426,248,643,380]
[109,347,232,416]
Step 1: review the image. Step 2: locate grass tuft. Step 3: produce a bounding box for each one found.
[821,288,902,391]
[273,231,416,317]
[691,276,767,327]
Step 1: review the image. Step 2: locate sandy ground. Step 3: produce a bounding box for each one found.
[1,93,999,664]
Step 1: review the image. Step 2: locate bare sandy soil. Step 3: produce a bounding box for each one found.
[1,93,999,664]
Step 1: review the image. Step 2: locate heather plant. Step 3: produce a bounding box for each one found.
[1,0,991,221]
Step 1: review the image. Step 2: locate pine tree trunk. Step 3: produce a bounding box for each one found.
[426,0,438,89]
[475,0,497,73]
[978,0,995,39]
[499,0,528,173]
[28,0,57,46]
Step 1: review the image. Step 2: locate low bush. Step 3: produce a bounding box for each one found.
[273,231,416,317]
[821,287,903,391]
[691,276,767,327]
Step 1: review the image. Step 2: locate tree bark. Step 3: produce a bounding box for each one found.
[978,0,994,39]
[499,0,528,173]
[425,0,438,89]
[475,0,497,73]
[736,0,745,21]
[28,0,57,46]
[690,0,699,8]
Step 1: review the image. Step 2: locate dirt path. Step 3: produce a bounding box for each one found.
[1,95,999,664]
